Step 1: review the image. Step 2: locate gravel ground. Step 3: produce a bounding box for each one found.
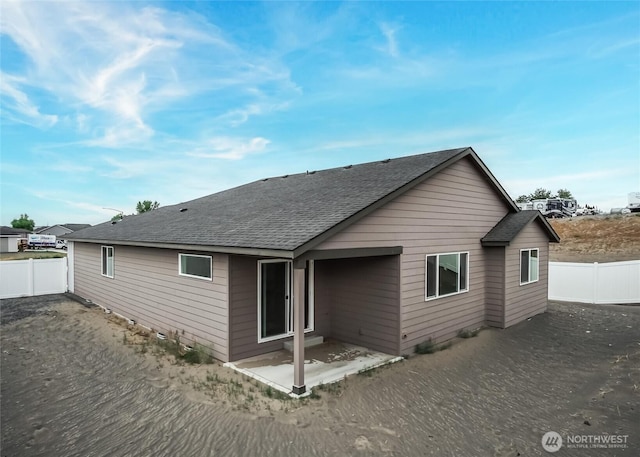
[1,295,638,457]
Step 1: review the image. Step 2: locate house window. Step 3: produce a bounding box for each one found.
[520,249,539,285]
[425,252,468,300]
[179,254,212,280]
[101,246,114,278]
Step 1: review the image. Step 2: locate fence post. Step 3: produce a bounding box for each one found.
[592,262,598,304]
[28,258,34,296]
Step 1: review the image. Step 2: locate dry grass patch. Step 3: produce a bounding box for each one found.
[550,214,640,262]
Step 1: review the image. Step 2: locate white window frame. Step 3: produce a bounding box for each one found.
[425,251,469,301]
[178,253,213,280]
[101,246,114,278]
[257,259,314,343]
[520,248,539,285]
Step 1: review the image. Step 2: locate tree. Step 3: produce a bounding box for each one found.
[110,214,124,222]
[11,214,35,231]
[557,188,573,199]
[515,195,530,203]
[529,188,553,200]
[136,200,160,214]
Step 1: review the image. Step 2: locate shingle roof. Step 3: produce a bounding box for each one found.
[0,226,31,236]
[36,224,92,234]
[63,224,92,231]
[68,147,515,253]
[481,210,560,246]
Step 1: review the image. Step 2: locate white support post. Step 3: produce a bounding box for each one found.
[292,267,306,395]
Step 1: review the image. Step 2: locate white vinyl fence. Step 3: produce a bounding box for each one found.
[548,260,640,305]
[0,257,68,299]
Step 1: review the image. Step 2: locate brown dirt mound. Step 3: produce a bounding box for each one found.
[550,214,640,262]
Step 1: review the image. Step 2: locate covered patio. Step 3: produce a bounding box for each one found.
[228,246,403,396]
[224,339,403,397]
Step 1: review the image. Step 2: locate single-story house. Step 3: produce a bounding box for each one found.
[66,147,559,394]
[36,224,91,238]
[0,226,31,253]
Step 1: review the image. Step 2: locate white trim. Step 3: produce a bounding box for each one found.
[67,241,74,292]
[425,251,469,301]
[306,259,315,332]
[257,259,314,344]
[178,253,213,281]
[519,248,539,285]
[101,245,114,278]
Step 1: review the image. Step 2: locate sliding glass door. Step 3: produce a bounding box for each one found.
[260,260,290,340]
[258,260,314,343]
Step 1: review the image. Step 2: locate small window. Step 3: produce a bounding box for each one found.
[520,249,539,285]
[425,252,469,300]
[101,246,114,278]
[179,254,212,280]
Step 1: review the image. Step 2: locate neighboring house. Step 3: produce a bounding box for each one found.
[0,226,31,253]
[36,224,91,238]
[66,147,559,394]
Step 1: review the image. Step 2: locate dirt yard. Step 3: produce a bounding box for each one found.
[550,214,640,263]
[1,295,638,456]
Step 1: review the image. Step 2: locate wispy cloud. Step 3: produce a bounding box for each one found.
[0,1,296,146]
[378,22,400,57]
[100,154,180,179]
[503,168,634,191]
[216,100,291,127]
[24,188,122,218]
[310,126,495,155]
[187,137,270,160]
[0,72,58,127]
[588,37,640,59]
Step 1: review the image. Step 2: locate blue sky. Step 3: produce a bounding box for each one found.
[1,1,638,226]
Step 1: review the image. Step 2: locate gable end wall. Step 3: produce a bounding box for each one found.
[315,156,512,354]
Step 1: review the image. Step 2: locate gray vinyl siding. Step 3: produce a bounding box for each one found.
[73,243,230,361]
[228,255,328,361]
[314,256,400,355]
[228,255,280,360]
[485,247,505,328]
[314,156,512,353]
[504,223,549,327]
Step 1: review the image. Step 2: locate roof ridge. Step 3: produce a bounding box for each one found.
[248,147,470,184]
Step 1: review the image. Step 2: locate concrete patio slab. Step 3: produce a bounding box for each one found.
[223,340,403,397]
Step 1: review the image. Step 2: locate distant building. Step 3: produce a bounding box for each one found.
[35,224,91,238]
[0,226,31,253]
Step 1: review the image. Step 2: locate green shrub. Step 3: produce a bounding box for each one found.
[415,338,436,354]
[458,328,480,338]
[181,350,201,364]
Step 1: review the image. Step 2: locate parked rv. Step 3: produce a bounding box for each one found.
[627,192,640,213]
[517,198,577,218]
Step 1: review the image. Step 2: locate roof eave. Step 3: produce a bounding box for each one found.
[67,238,294,258]
[480,240,509,247]
[537,215,561,243]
